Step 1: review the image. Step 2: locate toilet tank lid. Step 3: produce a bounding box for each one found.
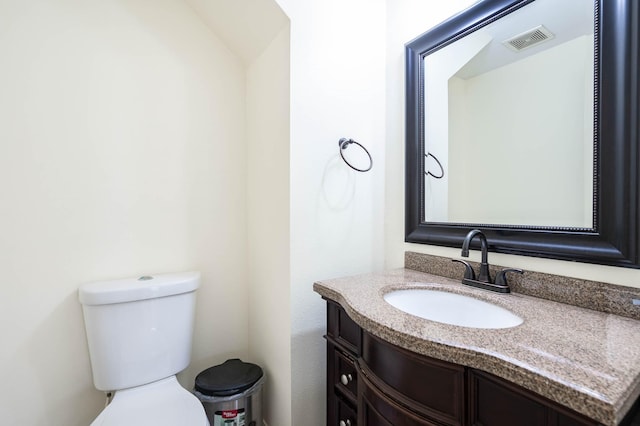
[78,271,200,306]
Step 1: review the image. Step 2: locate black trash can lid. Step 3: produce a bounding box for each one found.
[195,358,263,397]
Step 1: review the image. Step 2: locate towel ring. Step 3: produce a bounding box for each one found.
[339,138,373,172]
[425,152,444,179]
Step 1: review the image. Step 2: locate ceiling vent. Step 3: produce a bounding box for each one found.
[503,25,555,52]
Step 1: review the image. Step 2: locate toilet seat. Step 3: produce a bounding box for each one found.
[90,376,209,426]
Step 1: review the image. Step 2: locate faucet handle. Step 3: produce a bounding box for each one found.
[494,268,523,286]
[452,259,476,280]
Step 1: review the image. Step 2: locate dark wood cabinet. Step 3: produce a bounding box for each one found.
[361,331,465,425]
[360,371,440,426]
[468,370,600,426]
[327,300,361,426]
[323,299,615,426]
[469,369,548,426]
[336,396,357,426]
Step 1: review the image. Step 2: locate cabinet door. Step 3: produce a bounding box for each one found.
[469,370,547,426]
[359,371,440,426]
[469,370,599,426]
[361,331,465,425]
[555,412,599,426]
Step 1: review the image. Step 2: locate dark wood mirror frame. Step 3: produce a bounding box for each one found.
[405,0,640,268]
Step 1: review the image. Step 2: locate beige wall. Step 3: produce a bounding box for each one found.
[246,25,292,426]
[423,32,492,222]
[448,36,593,227]
[384,0,640,288]
[0,1,250,424]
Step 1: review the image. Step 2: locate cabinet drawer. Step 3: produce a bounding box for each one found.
[361,331,465,425]
[327,300,361,355]
[337,396,357,426]
[334,349,358,400]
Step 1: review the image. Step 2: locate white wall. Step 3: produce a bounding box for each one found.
[385,0,640,289]
[274,0,386,424]
[0,1,249,424]
[246,25,292,426]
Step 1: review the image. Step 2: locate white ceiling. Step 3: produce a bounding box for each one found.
[185,0,289,65]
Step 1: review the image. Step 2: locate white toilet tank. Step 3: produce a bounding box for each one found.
[79,271,200,391]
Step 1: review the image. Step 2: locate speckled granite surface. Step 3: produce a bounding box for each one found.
[313,267,640,425]
[405,251,640,320]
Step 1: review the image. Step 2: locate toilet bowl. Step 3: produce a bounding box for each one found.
[79,271,208,426]
[89,376,206,426]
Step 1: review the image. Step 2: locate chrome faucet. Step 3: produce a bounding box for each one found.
[452,229,522,293]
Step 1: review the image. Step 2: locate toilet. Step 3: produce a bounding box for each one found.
[78,271,209,426]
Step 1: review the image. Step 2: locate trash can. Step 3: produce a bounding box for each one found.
[193,359,264,426]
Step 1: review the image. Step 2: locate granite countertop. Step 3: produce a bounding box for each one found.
[313,268,640,426]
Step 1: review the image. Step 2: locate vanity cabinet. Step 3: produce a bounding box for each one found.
[324,299,605,426]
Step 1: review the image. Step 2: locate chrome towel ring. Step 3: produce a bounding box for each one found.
[338,138,373,172]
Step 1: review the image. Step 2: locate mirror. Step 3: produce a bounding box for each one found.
[423,0,594,227]
[405,0,640,268]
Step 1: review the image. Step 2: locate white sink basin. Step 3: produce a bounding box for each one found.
[383,289,523,329]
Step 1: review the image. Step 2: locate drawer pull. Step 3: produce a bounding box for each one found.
[340,373,353,386]
[339,420,352,426]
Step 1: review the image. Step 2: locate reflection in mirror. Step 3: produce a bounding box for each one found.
[423,0,594,228]
[406,0,640,267]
